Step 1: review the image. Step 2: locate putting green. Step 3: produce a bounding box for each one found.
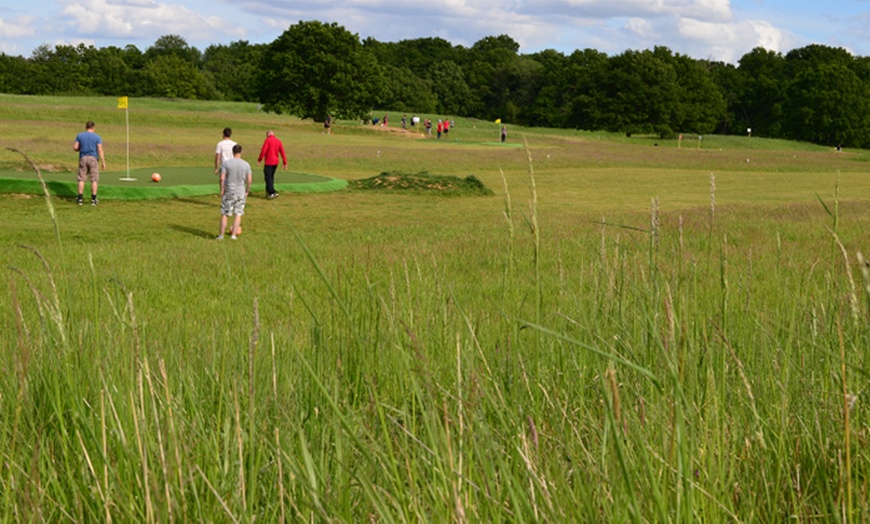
[0,167,347,200]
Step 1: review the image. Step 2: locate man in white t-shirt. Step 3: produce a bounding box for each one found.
[214,127,236,188]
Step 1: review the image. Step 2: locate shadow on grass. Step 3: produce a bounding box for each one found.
[170,224,213,239]
[175,197,215,207]
[47,181,77,198]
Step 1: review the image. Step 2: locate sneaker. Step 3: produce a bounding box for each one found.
[215,235,224,241]
[91,199,98,206]
[267,192,279,200]
[231,235,238,240]
[76,196,83,205]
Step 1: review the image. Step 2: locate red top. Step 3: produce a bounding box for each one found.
[258,135,287,167]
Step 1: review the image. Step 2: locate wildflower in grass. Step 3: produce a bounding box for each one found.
[710,173,716,230]
[678,214,684,250]
[599,214,607,266]
[847,393,858,412]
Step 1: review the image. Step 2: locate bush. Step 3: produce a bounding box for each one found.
[350,171,493,196]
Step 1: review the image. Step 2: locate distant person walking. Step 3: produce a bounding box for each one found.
[217,144,252,240]
[501,125,507,143]
[214,127,236,188]
[324,114,332,135]
[73,120,106,206]
[257,130,287,199]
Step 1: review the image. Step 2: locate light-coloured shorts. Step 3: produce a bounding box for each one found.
[77,156,100,182]
[221,193,246,216]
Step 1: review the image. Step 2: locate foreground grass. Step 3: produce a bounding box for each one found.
[2,96,870,521]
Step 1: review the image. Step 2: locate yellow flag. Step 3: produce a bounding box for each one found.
[117,96,128,109]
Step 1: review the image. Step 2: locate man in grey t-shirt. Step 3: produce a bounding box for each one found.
[217,144,252,240]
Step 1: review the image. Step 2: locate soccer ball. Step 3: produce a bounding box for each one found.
[151,172,161,183]
[235,226,242,236]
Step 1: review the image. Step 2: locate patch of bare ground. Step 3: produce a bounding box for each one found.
[368,125,426,138]
[35,163,70,172]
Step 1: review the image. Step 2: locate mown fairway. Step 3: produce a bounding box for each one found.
[2,95,870,522]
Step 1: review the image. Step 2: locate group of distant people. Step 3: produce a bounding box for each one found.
[71,114,508,239]
[70,120,287,240]
[374,113,470,141]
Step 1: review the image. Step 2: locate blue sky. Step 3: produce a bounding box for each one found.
[2,0,869,63]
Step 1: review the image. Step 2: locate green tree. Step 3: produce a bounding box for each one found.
[707,60,742,134]
[141,54,217,99]
[28,44,90,95]
[668,52,727,134]
[463,59,496,118]
[83,46,133,96]
[258,21,382,121]
[365,37,458,78]
[494,57,545,124]
[121,45,146,70]
[734,47,786,138]
[471,34,520,56]
[525,49,571,127]
[0,53,33,94]
[430,60,476,115]
[378,65,437,113]
[202,41,264,101]
[466,35,520,120]
[145,34,202,65]
[565,48,610,130]
[782,62,870,147]
[595,48,680,136]
[776,44,870,146]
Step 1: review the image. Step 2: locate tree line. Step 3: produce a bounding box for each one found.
[3,21,870,147]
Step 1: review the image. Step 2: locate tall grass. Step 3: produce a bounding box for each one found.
[2,98,870,521]
[4,182,868,522]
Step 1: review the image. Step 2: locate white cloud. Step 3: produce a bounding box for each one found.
[625,17,658,39]
[678,17,787,61]
[61,0,245,40]
[666,0,732,21]
[5,0,865,62]
[521,0,732,21]
[0,17,37,39]
[204,0,750,62]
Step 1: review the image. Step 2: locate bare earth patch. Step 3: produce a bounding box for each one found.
[368,125,426,139]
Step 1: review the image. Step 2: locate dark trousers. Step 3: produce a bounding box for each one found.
[264,165,277,195]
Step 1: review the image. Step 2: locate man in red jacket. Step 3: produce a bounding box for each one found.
[257,130,287,199]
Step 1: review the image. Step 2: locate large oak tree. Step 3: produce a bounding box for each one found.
[257,21,382,122]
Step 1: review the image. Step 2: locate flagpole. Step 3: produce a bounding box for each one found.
[119,96,136,181]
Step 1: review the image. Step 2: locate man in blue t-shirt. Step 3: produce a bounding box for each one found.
[73,121,106,206]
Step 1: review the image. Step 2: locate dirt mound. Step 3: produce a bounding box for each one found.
[350,171,492,196]
[368,125,426,138]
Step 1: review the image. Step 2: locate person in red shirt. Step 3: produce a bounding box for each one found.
[257,130,287,199]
